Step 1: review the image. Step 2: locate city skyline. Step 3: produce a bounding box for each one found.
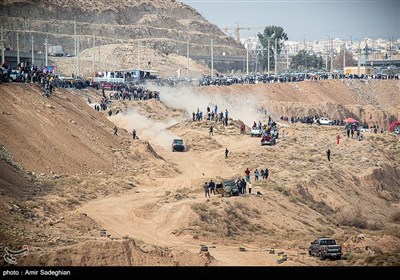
[180,0,400,41]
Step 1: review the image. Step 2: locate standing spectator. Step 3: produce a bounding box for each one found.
[265,167,269,180]
[336,133,340,144]
[224,109,229,126]
[254,169,259,181]
[209,125,214,136]
[132,129,136,139]
[237,178,242,194]
[248,181,252,194]
[326,148,331,161]
[245,168,250,182]
[225,147,229,158]
[204,182,210,198]
[209,180,215,195]
[260,169,265,180]
[113,126,118,136]
[241,178,247,194]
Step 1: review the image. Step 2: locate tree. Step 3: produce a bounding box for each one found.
[290,50,324,71]
[258,25,288,72]
[333,49,357,69]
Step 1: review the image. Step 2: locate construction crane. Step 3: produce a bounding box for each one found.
[222,22,264,43]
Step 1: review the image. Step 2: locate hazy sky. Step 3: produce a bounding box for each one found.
[180,0,399,41]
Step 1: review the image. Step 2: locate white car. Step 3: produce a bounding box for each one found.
[318,117,333,125]
[359,126,371,133]
[251,127,262,137]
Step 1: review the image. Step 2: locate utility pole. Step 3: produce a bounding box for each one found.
[330,37,333,74]
[286,45,289,72]
[211,39,214,78]
[98,45,101,71]
[16,32,20,64]
[357,41,361,76]
[325,40,328,71]
[274,37,278,76]
[0,26,4,65]
[45,37,48,66]
[246,42,249,75]
[389,37,393,77]
[137,40,141,69]
[31,34,34,66]
[343,42,346,73]
[74,17,77,57]
[267,38,270,75]
[390,37,392,65]
[186,38,189,76]
[93,34,95,75]
[77,38,80,77]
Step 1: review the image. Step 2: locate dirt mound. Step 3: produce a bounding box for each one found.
[17,238,213,266]
[194,80,400,128]
[0,84,167,175]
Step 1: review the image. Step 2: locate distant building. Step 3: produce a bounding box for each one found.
[344,66,372,75]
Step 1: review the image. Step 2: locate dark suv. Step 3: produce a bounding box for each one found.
[309,237,342,260]
[172,138,186,152]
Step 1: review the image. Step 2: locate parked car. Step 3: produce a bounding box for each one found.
[172,138,186,152]
[251,127,262,137]
[359,126,371,132]
[309,237,342,260]
[8,70,23,82]
[216,179,239,197]
[317,117,333,125]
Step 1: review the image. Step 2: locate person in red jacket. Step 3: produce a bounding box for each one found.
[245,168,250,182]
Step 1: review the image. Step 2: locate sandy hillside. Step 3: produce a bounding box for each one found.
[1,81,400,266]
[50,44,212,78]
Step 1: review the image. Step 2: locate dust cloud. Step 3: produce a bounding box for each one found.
[109,110,182,150]
[150,84,274,126]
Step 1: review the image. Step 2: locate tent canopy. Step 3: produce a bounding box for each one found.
[389,120,400,132]
[343,117,359,123]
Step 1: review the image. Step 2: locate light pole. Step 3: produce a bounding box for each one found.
[137,40,140,69]
[45,37,48,66]
[267,38,270,75]
[342,41,346,74]
[31,34,34,66]
[246,41,249,75]
[187,38,190,77]
[274,37,278,76]
[16,32,20,64]
[0,26,4,65]
[330,37,333,74]
[210,39,214,78]
[324,34,331,73]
